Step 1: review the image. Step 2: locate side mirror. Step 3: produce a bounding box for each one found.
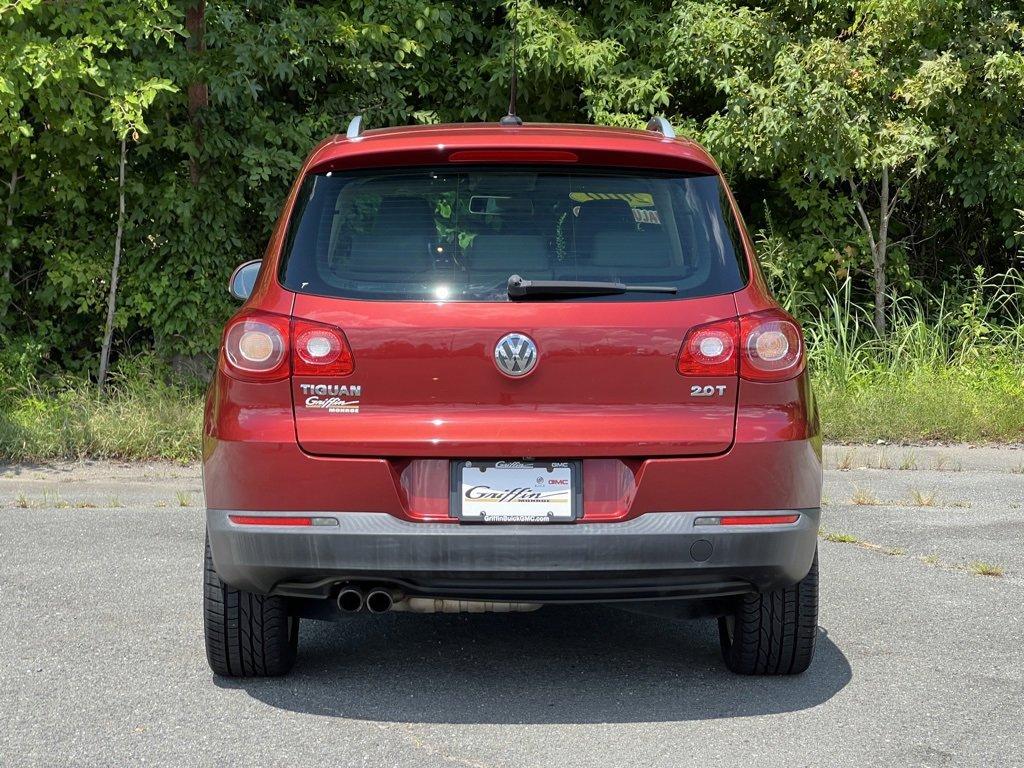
[228,260,262,301]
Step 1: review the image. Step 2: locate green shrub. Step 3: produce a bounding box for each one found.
[3,1,1024,371]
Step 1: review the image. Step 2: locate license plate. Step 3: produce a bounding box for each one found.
[451,460,581,522]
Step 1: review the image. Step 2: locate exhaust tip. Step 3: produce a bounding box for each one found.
[365,589,394,614]
[337,587,364,613]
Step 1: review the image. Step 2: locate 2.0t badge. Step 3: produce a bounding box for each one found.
[494,333,538,377]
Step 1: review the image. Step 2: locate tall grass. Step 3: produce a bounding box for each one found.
[792,269,1024,442]
[0,357,203,462]
[804,269,1024,378]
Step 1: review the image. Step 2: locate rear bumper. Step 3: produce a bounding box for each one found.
[206,508,820,602]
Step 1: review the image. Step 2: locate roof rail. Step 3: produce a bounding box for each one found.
[346,115,364,140]
[646,116,675,139]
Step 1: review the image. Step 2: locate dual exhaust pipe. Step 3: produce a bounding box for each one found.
[336,585,540,614]
[337,586,395,614]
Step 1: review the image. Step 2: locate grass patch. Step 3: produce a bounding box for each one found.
[816,365,1024,443]
[898,453,918,471]
[803,271,1024,443]
[820,530,904,556]
[871,450,892,470]
[834,451,855,470]
[850,487,880,505]
[908,489,936,507]
[822,531,860,544]
[0,358,202,463]
[968,561,1004,577]
[12,489,69,508]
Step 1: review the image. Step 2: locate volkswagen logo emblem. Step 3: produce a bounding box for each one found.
[494,333,538,377]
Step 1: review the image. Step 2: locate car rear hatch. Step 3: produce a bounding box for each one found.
[281,165,748,458]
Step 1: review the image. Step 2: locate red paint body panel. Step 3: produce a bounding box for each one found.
[203,436,819,520]
[203,376,406,513]
[203,122,822,522]
[304,124,719,177]
[290,294,738,457]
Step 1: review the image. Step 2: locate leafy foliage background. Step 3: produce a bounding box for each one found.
[2,0,1022,373]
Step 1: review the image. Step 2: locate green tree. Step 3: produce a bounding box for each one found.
[1,0,1023,372]
[97,75,176,390]
[1,0,179,368]
[575,0,1024,332]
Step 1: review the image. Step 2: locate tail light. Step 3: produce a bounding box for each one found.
[677,308,804,382]
[676,319,739,376]
[739,310,803,381]
[221,311,354,381]
[293,319,354,376]
[223,311,290,380]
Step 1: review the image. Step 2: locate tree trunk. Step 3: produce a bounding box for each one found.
[873,165,890,336]
[4,166,14,229]
[98,136,128,393]
[186,0,208,186]
[3,166,18,318]
[849,168,893,336]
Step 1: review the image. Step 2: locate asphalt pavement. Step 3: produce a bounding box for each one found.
[1,444,1022,767]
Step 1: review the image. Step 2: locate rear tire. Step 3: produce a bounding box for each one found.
[203,534,298,677]
[718,548,818,675]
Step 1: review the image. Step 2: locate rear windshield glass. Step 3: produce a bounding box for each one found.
[279,166,748,301]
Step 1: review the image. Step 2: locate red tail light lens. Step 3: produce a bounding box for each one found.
[739,309,804,382]
[292,319,354,376]
[221,312,354,381]
[222,311,290,381]
[677,319,739,376]
[677,310,805,383]
[447,150,579,163]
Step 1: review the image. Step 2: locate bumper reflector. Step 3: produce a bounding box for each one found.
[695,514,800,527]
[228,515,339,527]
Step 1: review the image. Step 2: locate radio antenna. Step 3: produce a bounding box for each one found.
[500,0,523,126]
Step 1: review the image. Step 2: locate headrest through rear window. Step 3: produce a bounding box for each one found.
[575,199,637,233]
[468,235,550,270]
[591,229,674,268]
[373,196,435,236]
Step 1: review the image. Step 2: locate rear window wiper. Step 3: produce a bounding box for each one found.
[507,274,678,300]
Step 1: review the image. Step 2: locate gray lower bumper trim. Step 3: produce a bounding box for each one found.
[207,509,820,599]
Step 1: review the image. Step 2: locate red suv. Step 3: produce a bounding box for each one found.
[202,117,822,678]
